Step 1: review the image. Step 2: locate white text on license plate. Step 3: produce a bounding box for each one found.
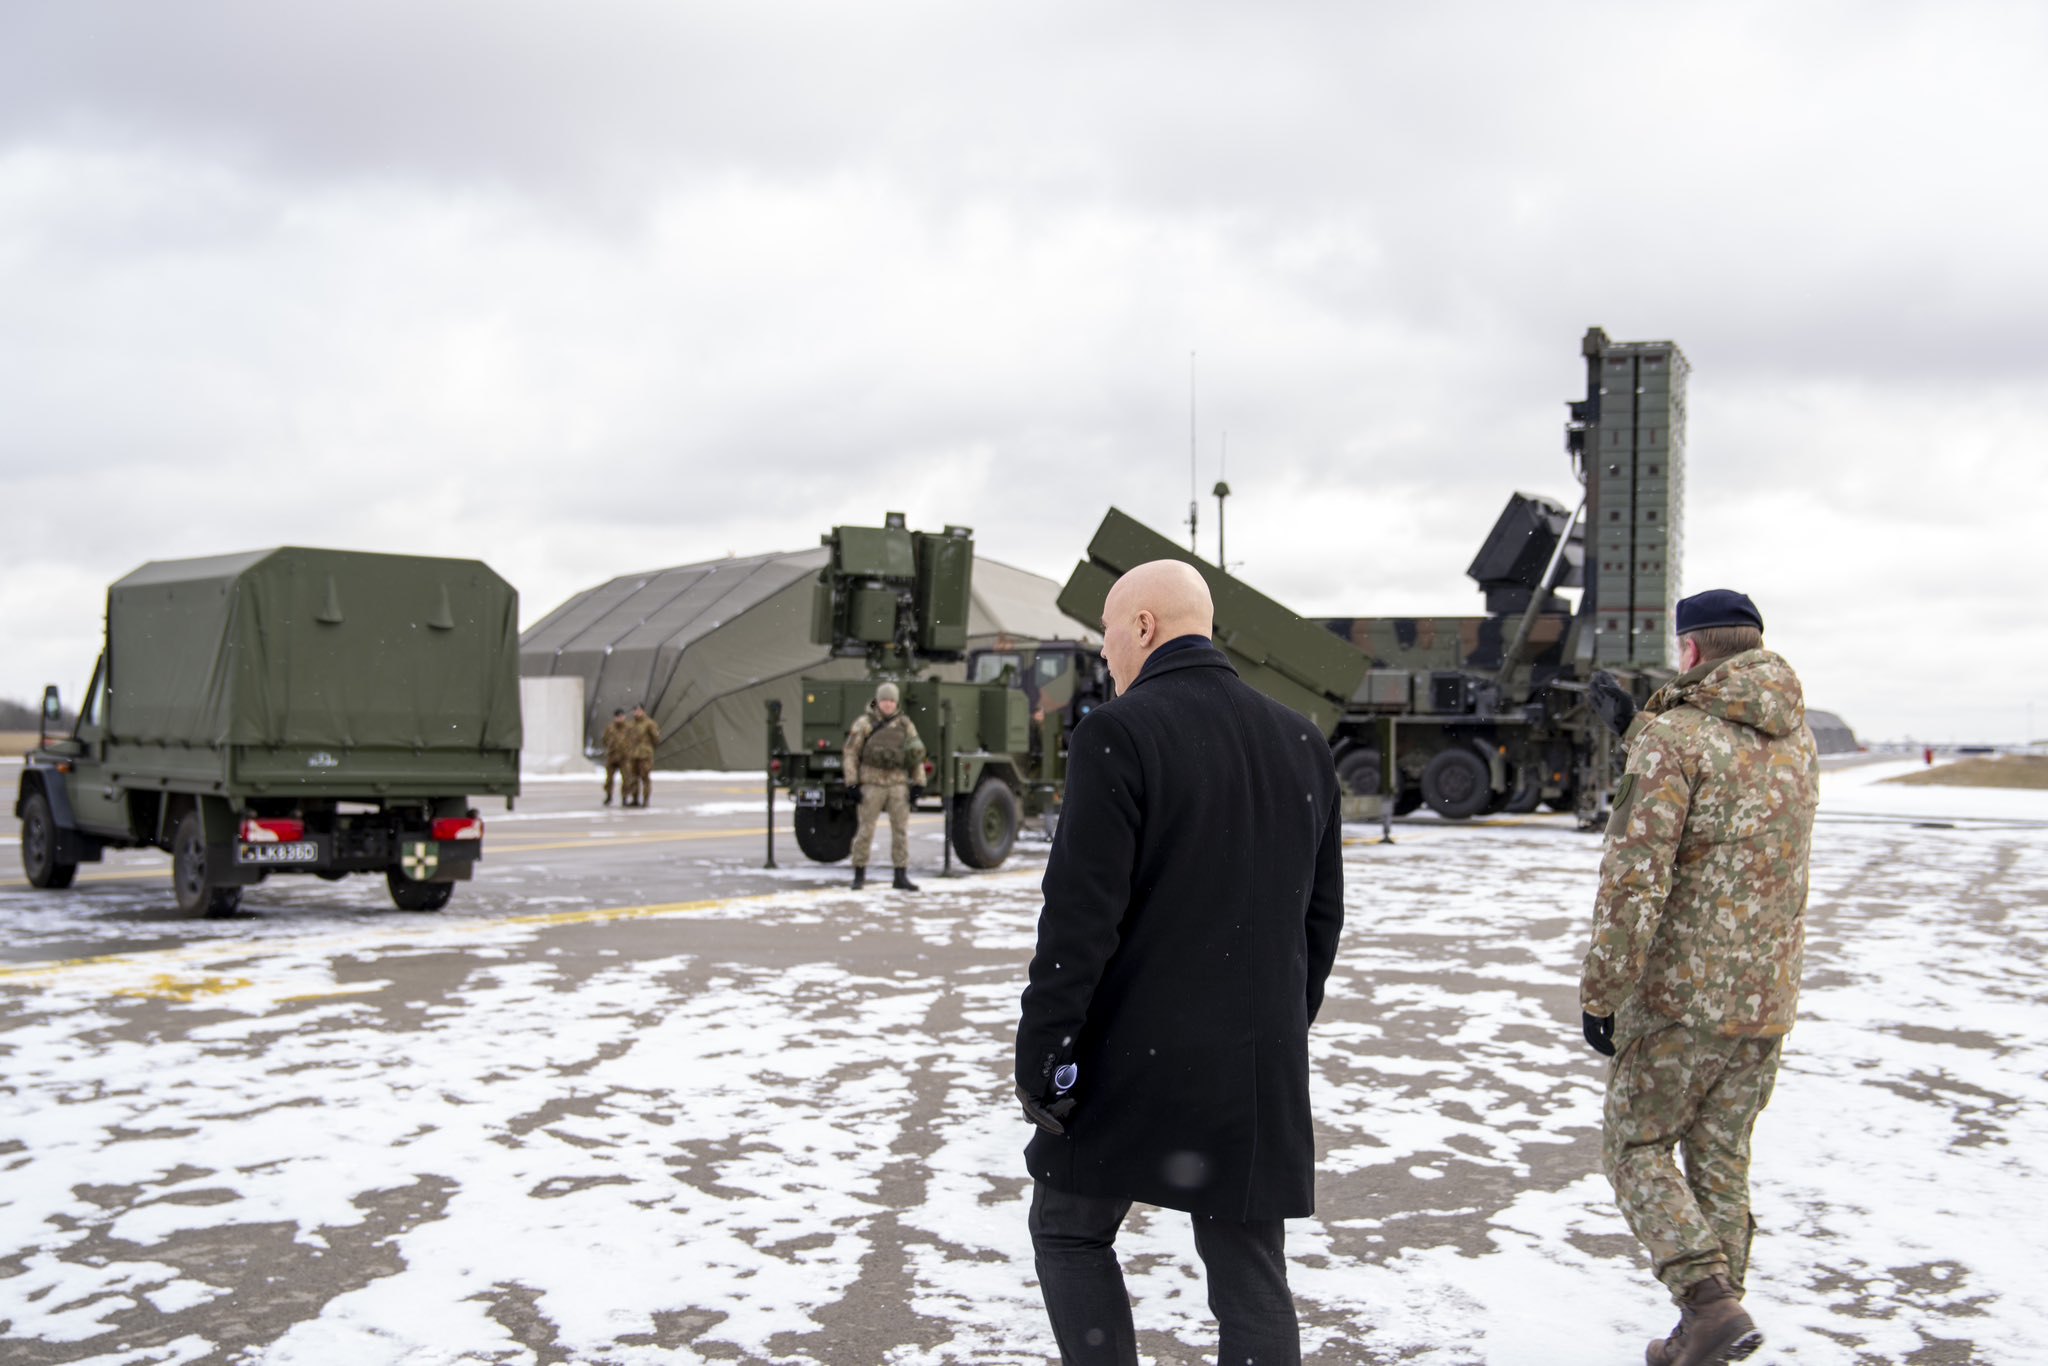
[237,841,320,865]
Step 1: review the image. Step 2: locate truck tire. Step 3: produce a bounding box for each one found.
[21,789,78,890]
[951,779,1018,869]
[1420,748,1491,821]
[172,810,241,917]
[1335,747,1384,798]
[386,869,454,912]
[794,804,856,863]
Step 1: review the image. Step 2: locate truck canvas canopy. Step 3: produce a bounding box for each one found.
[107,547,521,753]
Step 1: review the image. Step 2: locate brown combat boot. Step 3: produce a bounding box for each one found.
[1646,1275,1762,1366]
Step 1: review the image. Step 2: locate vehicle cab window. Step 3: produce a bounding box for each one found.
[77,660,108,735]
[970,652,1022,685]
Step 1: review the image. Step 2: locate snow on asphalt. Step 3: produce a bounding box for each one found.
[0,762,2043,1363]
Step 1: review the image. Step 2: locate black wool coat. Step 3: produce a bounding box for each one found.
[1015,642,1345,1220]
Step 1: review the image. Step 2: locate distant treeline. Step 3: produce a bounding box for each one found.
[0,698,73,731]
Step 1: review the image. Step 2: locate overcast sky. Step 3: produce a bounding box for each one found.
[4,1,2044,741]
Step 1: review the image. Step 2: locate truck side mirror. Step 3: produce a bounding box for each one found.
[39,684,60,743]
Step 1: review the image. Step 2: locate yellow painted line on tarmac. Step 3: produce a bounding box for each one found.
[116,973,254,1002]
[0,888,795,990]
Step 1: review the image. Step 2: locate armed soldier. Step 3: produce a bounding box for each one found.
[625,705,660,808]
[599,708,631,806]
[842,682,926,891]
[1579,590,1819,1366]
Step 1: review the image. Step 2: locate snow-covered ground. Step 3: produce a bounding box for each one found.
[1,763,2042,1363]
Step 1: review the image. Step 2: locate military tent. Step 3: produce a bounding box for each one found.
[1807,709,1861,756]
[519,549,1086,771]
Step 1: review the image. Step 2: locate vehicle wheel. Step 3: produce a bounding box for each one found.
[794,803,857,863]
[952,779,1019,869]
[1501,768,1544,814]
[1543,792,1577,814]
[386,869,455,912]
[172,810,241,917]
[1334,747,1383,798]
[1420,748,1491,820]
[21,789,78,890]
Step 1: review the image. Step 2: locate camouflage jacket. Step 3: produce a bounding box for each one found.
[627,716,660,762]
[843,706,926,787]
[1581,649,1820,1040]
[600,718,632,764]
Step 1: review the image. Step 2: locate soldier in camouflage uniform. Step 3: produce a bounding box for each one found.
[1580,590,1819,1366]
[843,681,927,891]
[599,709,631,806]
[625,705,660,808]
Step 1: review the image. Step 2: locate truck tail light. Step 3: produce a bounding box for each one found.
[240,818,306,843]
[432,817,484,841]
[769,759,782,774]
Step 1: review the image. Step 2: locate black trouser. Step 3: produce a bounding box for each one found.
[1027,1180,1300,1365]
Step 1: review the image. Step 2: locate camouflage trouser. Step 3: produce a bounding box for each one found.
[852,782,911,869]
[1603,1017,1782,1300]
[603,760,623,802]
[626,756,652,805]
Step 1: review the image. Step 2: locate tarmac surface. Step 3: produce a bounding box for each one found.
[1,761,2043,1363]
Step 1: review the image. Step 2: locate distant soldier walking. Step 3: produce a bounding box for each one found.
[600,708,631,806]
[1580,590,1820,1366]
[843,682,926,891]
[625,705,660,808]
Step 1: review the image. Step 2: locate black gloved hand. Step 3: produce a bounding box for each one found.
[909,783,925,801]
[846,784,863,804]
[1582,1011,1616,1057]
[1016,1081,1078,1136]
[1589,671,1637,738]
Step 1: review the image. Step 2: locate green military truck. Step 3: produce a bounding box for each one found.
[1059,503,1661,829]
[16,548,522,915]
[768,515,1108,869]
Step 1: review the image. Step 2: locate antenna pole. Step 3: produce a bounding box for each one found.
[1187,351,1199,552]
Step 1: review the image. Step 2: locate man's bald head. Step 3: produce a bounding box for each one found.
[1100,560,1214,692]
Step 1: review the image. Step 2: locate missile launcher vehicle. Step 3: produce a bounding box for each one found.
[16,548,521,914]
[1058,328,1683,827]
[767,514,1108,869]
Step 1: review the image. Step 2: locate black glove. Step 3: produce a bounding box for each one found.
[1582,1011,1615,1057]
[1589,671,1637,737]
[909,783,925,801]
[1016,1082,1078,1136]
[846,784,863,804]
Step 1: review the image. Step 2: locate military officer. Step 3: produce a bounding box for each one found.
[1580,589,1819,1366]
[842,681,926,891]
[599,708,631,806]
[625,705,660,808]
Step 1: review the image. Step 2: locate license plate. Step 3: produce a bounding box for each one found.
[237,840,320,865]
[796,786,826,808]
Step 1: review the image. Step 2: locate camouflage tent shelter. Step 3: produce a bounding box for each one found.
[519,550,1083,771]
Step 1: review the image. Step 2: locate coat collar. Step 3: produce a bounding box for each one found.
[1129,637,1236,690]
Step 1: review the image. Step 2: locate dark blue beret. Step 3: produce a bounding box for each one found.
[1675,589,1763,635]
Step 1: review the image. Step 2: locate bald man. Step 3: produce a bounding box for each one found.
[1015,559,1346,1365]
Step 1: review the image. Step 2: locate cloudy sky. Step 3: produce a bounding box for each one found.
[3,1,2043,741]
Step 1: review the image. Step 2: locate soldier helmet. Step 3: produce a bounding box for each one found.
[875,682,900,704]
[1675,589,1763,634]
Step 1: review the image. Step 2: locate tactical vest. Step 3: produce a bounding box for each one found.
[862,715,912,771]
